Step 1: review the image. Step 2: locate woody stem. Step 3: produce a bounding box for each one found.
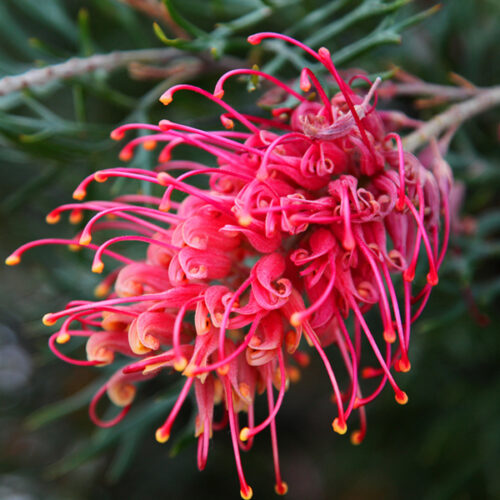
[403,85,500,152]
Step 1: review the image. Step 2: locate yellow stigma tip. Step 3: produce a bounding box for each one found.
[94,283,110,298]
[240,486,253,500]
[275,482,289,496]
[290,312,302,327]
[45,213,60,224]
[56,333,71,344]
[5,255,20,266]
[42,314,56,326]
[173,357,187,372]
[332,418,347,435]
[239,427,250,442]
[182,366,196,377]
[73,189,86,201]
[238,214,252,227]
[68,244,81,252]
[92,261,104,274]
[79,235,91,246]
[160,94,172,106]
[155,428,170,443]
[395,391,408,405]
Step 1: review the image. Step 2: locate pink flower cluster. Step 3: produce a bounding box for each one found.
[8,33,453,498]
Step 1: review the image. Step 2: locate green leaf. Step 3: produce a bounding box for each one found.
[162,0,207,38]
[25,380,101,431]
[46,384,183,477]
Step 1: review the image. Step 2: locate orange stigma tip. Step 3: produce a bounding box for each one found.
[290,312,302,327]
[287,366,301,383]
[110,130,124,141]
[94,283,110,298]
[383,329,396,343]
[45,213,60,224]
[42,314,56,326]
[160,94,173,105]
[240,486,253,500]
[155,428,170,443]
[238,214,252,227]
[159,203,171,212]
[239,427,250,442]
[56,333,71,344]
[69,211,83,224]
[92,261,104,274]
[395,391,408,405]
[173,357,187,372]
[94,172,108,183]
[397,358,411,373]
[216,364,230,376]
[68,244,81,252]
[79,235,92,246]
[275,482,289,496]
[72,189,86,201]
[332,417,347,435]
[213,90,224,99]
[5,255,20,266]
[350,431,363,446]
[119,151,133,162]
[142,140,157,151]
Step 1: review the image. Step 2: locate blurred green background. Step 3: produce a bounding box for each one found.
[0,1,499,499]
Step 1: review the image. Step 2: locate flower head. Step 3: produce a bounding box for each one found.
[7,33,452,498]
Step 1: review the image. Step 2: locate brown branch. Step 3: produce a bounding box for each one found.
[0,48,181,96]
[403,85,500,152]
[379,81,482,101]
[128,59,202,80]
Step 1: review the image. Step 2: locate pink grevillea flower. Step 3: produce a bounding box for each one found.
[7,32,453,499]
